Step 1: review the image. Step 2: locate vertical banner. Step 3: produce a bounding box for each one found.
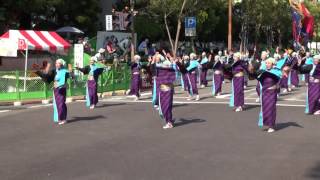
[74,44,84,76]
[106,15,113,31]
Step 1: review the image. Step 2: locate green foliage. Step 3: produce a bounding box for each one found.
[0,0,100,36]
[134,15,165,42]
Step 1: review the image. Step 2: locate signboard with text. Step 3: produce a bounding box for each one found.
[0,38,18,57]
[74,44,84,68]
[106,15,113,31]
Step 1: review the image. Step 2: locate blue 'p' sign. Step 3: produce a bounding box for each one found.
[185,17,196,29]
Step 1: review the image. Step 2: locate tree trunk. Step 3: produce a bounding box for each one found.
[164,13,174,54]
[173,19,182,57]
[173,0,187,58]
[254,24,260,46]
[278,28,282,49]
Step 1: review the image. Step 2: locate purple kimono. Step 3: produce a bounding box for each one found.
[229,60,248,107]
[156,65,176,124]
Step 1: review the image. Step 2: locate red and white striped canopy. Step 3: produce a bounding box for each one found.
[0,30,71,53]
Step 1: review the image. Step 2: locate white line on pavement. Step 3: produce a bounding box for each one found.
[215,88,256,98]
[141,92,152,96]
[29,104,52,109]
[76,100,86,102]
[246,92,258,98]
[243,97,305,102]
[0,110,11,113]
[103,99,305,107]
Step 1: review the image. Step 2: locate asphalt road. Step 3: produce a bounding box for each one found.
[0,80,320,180]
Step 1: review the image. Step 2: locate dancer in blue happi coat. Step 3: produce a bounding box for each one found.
[76,57,106,109]
[254,58,282,133]
[34,59,71,125]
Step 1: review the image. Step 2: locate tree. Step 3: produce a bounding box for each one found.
[148,0,189,57]
[233,0,292,50]
[0,0,100,36]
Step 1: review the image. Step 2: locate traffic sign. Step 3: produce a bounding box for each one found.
[185,17,196,28]
[185,17,196,37]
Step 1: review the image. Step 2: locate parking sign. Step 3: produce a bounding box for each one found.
[185,17,196,37]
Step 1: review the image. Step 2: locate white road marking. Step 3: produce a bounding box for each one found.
[215,88,256,98]
[280,98,305,102]
[0,110,11,113]
[110,97,126,100]
[141,92,152,96]
[29,104,52,109]
[246,92,258,98]
[103,99,305,107]
[173,93,213,99]
[241,97,305,102]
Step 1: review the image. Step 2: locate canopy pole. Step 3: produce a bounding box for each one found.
[23,40,28,92]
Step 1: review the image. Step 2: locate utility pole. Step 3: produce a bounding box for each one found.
[130,0,135,61]
[228,0,232,51]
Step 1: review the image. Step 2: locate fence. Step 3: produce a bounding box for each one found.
[0,63,131,102]
[0,62,188,102]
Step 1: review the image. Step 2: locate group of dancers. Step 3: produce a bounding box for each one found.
[33,57,106,125]
[33,48,320,133]
[127,48,320,132]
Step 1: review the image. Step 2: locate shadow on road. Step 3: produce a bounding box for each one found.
[173,91,185,95]
[200,96,214,101]
[245,85,255,88]
[136,97,151,100]
[279,93,292,97]
[275,122,303,131]
[173,104,188,108]
[174,118,206,127]
[245,105,260,111]
[68,115,106,123]
[96,103,127,108]
[305,161,320,179]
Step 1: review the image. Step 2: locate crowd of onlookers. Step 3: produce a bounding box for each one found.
[70,36,320,65]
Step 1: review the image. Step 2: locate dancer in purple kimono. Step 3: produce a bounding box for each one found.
[275,53,288,94]
[252,51,268,102]
[288,52,300,89]
[34,59,70,125]
[76,57,105,109]
[299,55,320,115]
[228,52,248,112]
[149,54,162,108]
[155,57,177,129]
[302,52,314,85]
[256,58,282,133]
[212,55,224,96]
[181,55,190,92]
[200,52,209,88]
[127,55,142,101]
[186,53,200,101]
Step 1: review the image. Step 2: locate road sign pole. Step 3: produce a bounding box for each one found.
[130,0,135,62]
[23,40,28,92]
[228,0,232,51]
